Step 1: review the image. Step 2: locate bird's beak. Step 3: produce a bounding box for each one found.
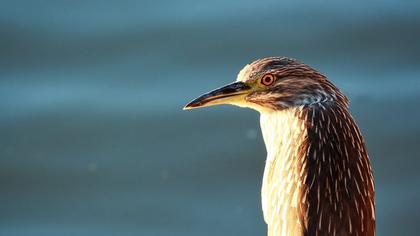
[183,81,252,110]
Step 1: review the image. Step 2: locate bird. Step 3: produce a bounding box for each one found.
[183,57,375,236]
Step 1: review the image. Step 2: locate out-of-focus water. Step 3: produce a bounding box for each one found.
[1,1,420,235]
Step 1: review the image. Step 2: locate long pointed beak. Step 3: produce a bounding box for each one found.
[183,81,251,110]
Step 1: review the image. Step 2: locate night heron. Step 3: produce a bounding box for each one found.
[184,57,375,236]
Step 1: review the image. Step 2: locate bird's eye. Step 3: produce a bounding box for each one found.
[261,74,275,86]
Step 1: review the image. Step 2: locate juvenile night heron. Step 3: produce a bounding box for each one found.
[184,57,375,236]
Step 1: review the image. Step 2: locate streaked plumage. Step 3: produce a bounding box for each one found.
[184,57,375,236]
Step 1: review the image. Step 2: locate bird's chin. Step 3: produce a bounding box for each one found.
[206,95,268,112]
[229,99,275,114]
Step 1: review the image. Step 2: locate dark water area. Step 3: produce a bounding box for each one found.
[1,1,420,235]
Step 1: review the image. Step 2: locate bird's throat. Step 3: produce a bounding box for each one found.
[260,108,308,162]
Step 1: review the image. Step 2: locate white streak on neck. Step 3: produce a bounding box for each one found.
[260,109,305,162]
[259,108,308,236]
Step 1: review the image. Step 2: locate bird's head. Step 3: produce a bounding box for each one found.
[184,57,348,113]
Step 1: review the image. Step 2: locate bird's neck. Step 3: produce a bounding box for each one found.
[259,104,375,236]
[260,107,309,235]
[260,108,307,162]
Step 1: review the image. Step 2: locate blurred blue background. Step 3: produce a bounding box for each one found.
[1,1,420,235]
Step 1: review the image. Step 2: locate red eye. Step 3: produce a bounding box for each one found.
[261,73,275,86]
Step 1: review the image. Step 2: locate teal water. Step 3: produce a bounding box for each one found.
[1,1,420,235]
